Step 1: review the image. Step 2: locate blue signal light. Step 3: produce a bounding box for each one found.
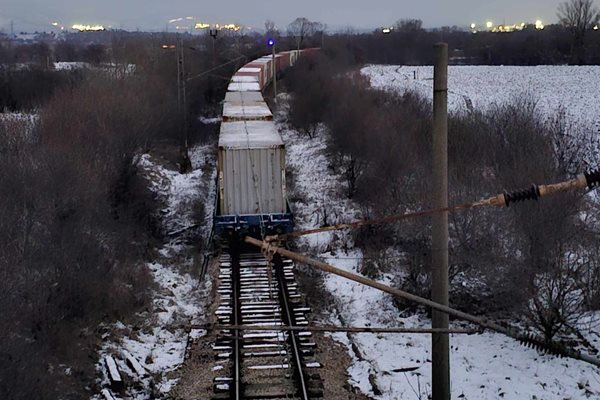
[267,38,275,46]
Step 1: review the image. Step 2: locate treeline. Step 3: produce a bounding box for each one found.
[4,24,599,72]
[321,25,600,65]
[0,33,239,398]
[284,53,600,343]
[0,67,85,110]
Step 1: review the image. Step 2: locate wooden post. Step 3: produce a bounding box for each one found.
[432,42,450,400]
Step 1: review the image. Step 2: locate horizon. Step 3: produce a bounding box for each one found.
[1,0,570,34]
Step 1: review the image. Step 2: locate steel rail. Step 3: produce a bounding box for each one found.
[231,250,242,400]
[274,255,310,400]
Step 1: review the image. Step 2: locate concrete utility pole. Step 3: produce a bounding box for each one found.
[180,37,188,151]
[267,38,277,102]
[432,42,450,400]
[176,34,190,170]
[272,42,277,101]
[209,28,218,67]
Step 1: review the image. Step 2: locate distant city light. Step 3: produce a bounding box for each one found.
[195,22,210,29]
[51,22,59,27]
[382,27,392,34]
[491,23,526,33]
[72,24,105,32]
[535,20,544,30]
[471,19,546,33]
[594,24,599,31]
[221,23,241,31]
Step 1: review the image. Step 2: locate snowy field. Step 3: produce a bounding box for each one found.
[276,93,600,399]
[362,65,600,135]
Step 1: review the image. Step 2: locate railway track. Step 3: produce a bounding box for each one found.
[212,246,323,399]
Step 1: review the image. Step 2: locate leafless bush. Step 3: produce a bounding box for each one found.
[394,237,432,311]
[0,70,173,398]
[285,53,335,139]
[525,252,587,342]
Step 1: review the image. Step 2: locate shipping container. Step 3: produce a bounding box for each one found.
[227,81,261,91]
[231,75,259,83]
[223,91,272,121]
[236,66,263,87]
[218,121,286,216]
[289,50,299,65]
[253,58,273,87]
[278,52,291,70]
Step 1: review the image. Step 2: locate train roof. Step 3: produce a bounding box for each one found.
[224,91,264,103]
[238,67,262,73]
[231,75,259,83]
[219,121,283,149]
[227,82,261,91]
[223,92,272,120]
[249,58,271,65]
[223,103,272,120]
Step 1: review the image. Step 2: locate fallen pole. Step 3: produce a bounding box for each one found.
[189,324,479,334]
[244,236,600,368]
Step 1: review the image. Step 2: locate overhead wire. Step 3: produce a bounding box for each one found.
[272,169,600,241]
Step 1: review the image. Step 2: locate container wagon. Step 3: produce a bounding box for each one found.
[214,121,293,237]
[222,91,273,122]
[213,49,315,237]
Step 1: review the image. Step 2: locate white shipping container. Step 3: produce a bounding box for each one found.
[218,121,286,215]
[227,81,261,91]
[231,75,259,83]
[238,67,262,73]
[223,91,272,121]
[251,58,273,86]
[224,91,265,103]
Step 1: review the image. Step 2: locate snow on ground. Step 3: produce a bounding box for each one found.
[277,100,600,399]
[0,112,38,131]
[362,65,600,135]
[0,112,39,145]
[54,61,89,70]
[96,144,216,398]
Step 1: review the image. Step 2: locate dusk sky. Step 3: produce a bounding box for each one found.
[2,0,570,32]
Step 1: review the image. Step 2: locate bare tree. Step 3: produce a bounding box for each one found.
[264,19,276,35]
[557,0,600,63]
[264,19,280,45]
[395,19,424,32]
[287,17,319,50]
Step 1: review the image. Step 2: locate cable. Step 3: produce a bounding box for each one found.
[273,169,600,241]
[187,56,246,82]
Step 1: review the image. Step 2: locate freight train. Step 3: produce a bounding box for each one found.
[214,48,316,237]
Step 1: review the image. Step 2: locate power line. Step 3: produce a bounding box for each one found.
[275,169,600,241]
[186,55,246,82]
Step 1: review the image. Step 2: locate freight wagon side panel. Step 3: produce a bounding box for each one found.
[219,146,286,215]
[240,65,265,88]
